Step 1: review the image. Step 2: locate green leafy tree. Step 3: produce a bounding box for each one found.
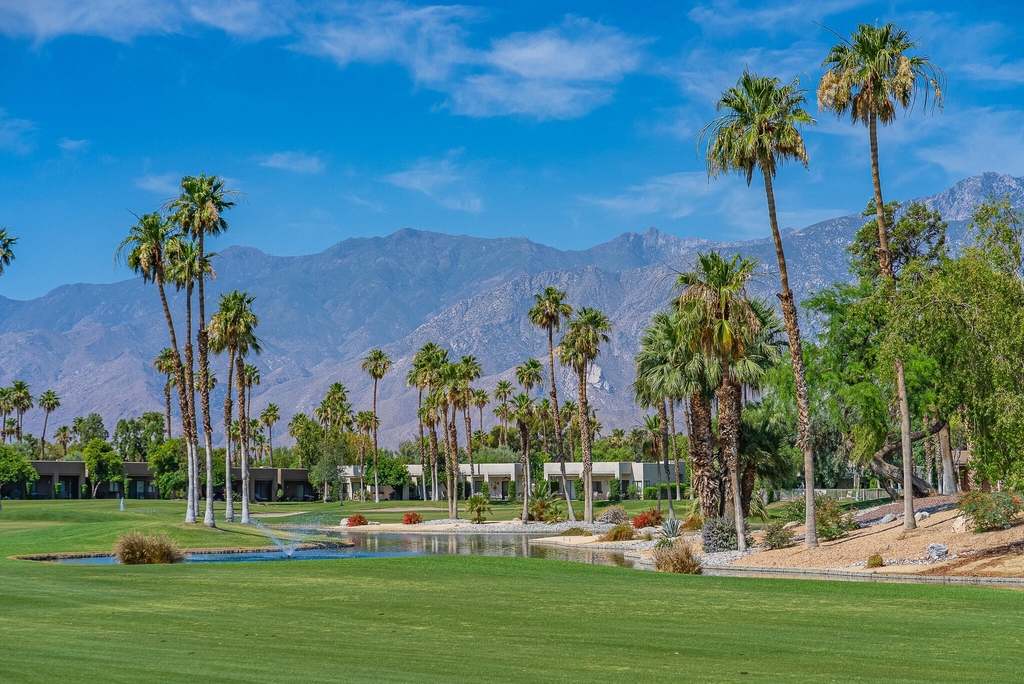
[0,443,37,509]
[83,440,123,498]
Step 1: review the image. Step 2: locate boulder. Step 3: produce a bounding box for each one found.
[338,517,348,526]
[914,511,931,522]
[782,521,800,530]
[951,515,970,533]
[927,543,949,560]
[879,514,898,524]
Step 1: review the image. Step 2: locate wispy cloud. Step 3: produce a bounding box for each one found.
[58,137,89,152]
[386,150,483,213]
[687,0,868,35]
[583,172,712,219]
[0,109,35,154]
[260,150,325,174]
[134,172,179,195]
[0,0,180,42]
[915,106,1024,177]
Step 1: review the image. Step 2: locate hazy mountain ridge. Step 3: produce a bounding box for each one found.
[2,173,1020,446]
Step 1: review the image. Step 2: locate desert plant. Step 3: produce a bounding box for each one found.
[661,518,682,539]
[957,491,1022,532]
[682,508,704,530]
[528,480,556,521]
[600,523,634,542]
[543,501,566,523]
[761,521,795,549]
[702,516,753,553]
[402,512,423,525]
[596,505,630,525]
[114,532,185,565]
[465,493,492,523]
[347,514,368,527]
[867,554,884,568]
[654,540,703,574]
[632,508,665,529]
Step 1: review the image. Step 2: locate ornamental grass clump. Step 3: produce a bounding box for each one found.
[761,521,795,549]
[601,523,634,542]
[347,514,368,527]
[866,554,884,568]
[654,541,702,574]
[632,508,665,529]
[114,531,185,565]
[957,491,1022,532]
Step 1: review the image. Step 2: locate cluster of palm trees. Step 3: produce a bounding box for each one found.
[691,21,945,546]
[117,174,241,527]
[0,383,62,458]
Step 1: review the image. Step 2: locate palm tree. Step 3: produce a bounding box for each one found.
[242,364,261,459]
[558,307,612,523]
[11,380,32,442]
[261,403,280,457]
[0,387,12,443]
[819,22,944,530]
[493,379,514,445]
[420,396,443,503]
[409,343,442,500]
[361,349,392,503]
[700,69,820,547]
[54,425,71,458]
[529,286,576,519]
[515,358,543,397]
[153,348,177,439]
[561,399,578,462]
[168,174,239,528]
[0,228,17,276]
[510,393,535,521]
[472,388,489,448]
[355,410,376,502]
[230,298,261,523]
[458,355,483,496]
[678,252,761,550]
[37,390,60,459]
[116,212,194,522]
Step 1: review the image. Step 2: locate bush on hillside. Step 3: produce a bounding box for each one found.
[761,521,795,549]
[114,532,185,565]
[957,491,1022,532]
[816,496,857,541]
[600,523,634,542]
[347,514,368,527]
[701,516,752,553]
[654,541,702,574]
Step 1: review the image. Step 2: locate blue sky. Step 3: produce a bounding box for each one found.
[0,0,1022,300]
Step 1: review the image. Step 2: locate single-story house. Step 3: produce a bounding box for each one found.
[542,461,687,500]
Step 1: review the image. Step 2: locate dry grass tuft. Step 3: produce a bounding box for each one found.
[654,541,703,574]
[114,532,185,565]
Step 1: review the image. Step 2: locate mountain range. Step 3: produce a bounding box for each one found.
[3,172,1023,447]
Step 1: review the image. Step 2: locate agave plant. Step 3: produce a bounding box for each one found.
[661,518,682,539]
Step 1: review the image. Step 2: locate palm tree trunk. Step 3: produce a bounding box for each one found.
[689,393,717,520]
[417,389,426,501]
[163,380,172,439]
[464,407,474,498]
[358,434,366,502]
[868,112,916,530]
[428,422,439,502]
[519,419,530,522]
[237,354,251,524]
[223,348,235,522]
[40,411,50,459]
[183,286,198,523]
[372,379,380,504]
[196,233,216,528]
[547,329,576,521]
[577,366,594,524]
[763,169,818,548]
[155,274,193,523]
[448,406,459,518]
[659,399,675,520]
[940,422,956,494]
[669,400,681,501]
[717,380,746,550]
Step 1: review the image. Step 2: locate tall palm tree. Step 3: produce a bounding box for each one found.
[117,212,194,522]
[561,400,578,462]
[420,396,443,503]
[168,174,239,528]
[0,228,16,276]
[242,364,261,460]
[261,403,280,460]
[361,349,392,503]
[700,69,820,547]
[458,355,483,496]
[0,387,12,443]
[11,380,32,442]
[37,390,60,459]
[472,388,489,447]
[153,348,177,439]
[54,425,71,458]
[493,380,514,445]
[228,297,261,523]
[819,22,944,530]
[409,343,441,500]
[529,286,576,519]
[510,393,535,521]
[678,252,760,550]
[355,410,376,502]
[558,307,612,524]
[515,358,543,397]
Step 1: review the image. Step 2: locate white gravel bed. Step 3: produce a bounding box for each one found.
[420,519,616,535]
[699,549,759,566]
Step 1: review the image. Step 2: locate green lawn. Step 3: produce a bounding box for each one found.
[1,500,1019,683]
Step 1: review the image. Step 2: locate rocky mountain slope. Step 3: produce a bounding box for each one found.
[2,172,1021,446]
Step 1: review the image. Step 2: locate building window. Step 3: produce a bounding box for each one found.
[594,481,602,493]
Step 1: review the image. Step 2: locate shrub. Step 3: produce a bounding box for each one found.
[626,484,639,500]
[596,505,630,525]
[600,523,634,542]
[779,496,806,523]
[816,496,857,541]
[632,508,665,529]
[701,516,752,553]
[609,479,621,502]
[402,512,423,525]
[654,541,702,574]
[761,521,795,549]
[682,508,703,530]
[480,482,490,499]
[507,481,517,501]
[643,486,657,501]
[543,502,566,523]
[867,554,884,568]
[347,514,368,527]
[573,479,585,501]
[465,494,492,523]
[114,532,185,565]
[562,527,587,536]
[957,491,1022,532]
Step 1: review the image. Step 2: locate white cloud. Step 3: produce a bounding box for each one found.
[185,0,292,39]
[58,137,89,152]
[0,109,35,154]
[583,172,714,219]
[134,172,180,195]
[386,150,482,213]
[687,0,868,35]
[260,150,325,174]
[0,0,180,41]
[914,107,1024,177]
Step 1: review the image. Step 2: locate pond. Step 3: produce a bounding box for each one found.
[46,532,647,569]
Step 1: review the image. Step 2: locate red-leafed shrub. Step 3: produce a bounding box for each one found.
[347,514,368,527]
[403,512,423,525]
[632,508,665,529]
